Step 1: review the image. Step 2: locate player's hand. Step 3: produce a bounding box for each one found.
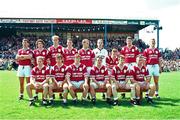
[59,83,63,88]
[35,83,40,89]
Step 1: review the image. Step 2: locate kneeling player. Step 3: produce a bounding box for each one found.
[49,54,68,105]
[90,56,112,105]
[26,56,50,106]
[111,56,136,105]
[132,55,155,104]
[66,53,89,104]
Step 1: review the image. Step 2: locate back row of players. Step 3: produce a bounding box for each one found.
[16,35,162,106]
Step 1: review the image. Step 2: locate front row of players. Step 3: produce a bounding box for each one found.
[26,53,155,106]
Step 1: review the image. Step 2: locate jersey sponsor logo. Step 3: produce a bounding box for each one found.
[132,49,134,52]
[42,70,45,74]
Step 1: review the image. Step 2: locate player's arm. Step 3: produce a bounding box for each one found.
[30,76,36,85]
[145,75,150,83]
[16,54,24,61]
[159,57,163,73]
[20,54,32,59]
[66,73,72,86]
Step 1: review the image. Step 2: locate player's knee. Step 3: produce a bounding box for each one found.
[149,84,155,90]
[63,84,68,90]
[83,84,89,90]
[43,83,48,89]
[106,84,111,89]
[26,83,31,89]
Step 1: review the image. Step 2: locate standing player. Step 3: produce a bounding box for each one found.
[93,39,108,66]
[48,35,64,67]
[78,39,95,74]
[33,39,49,66]
[90,56,112,105]
[111,56,136,105]
[132,55,155,104]
[66,53,89,104]
[120,36,140,98]
[26,56,50,106]
[120,36,140,69]
[143,38,162,98]
[49,54,68,105]
[16,39,33,100]
[106,48,119,72]
[63,38,78,66]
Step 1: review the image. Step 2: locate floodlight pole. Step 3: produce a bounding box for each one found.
[157,21,160,48]
[104,24,107,48]
[51,23,54,37]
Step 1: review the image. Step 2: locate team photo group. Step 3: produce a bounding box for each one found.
[16,35,162,106]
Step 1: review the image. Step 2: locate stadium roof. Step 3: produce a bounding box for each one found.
[0,18,159,33]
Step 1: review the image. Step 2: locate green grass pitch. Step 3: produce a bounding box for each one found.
[0,71,180,119]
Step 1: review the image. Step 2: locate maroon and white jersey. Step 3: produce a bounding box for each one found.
[51,64,67,82]
[48,45,64,66]
[33,49,49,66]
[132,66,149,82]
[120,45,139,63]
[63,48,77,66]
[90,65,109,81]
[111,65,128,81]
[143,48,161,65]
[17,48,33,66]
[31,65,50,82]
[78,48,95,67]
[66,63,88,81]
[106,55,119,70]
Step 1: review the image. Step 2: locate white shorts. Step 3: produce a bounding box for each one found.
[86,67,92,76]
[125,62,137,70]
[17,65,31,77]
[147,64,160,76]
[138,82,149,89]
[71,80,84,89]
[90,81,104,89]
[112,81,132,89]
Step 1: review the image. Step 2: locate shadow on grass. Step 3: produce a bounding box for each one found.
[154,97,180,106]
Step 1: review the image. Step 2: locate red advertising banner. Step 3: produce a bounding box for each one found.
[56,19,92,24]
